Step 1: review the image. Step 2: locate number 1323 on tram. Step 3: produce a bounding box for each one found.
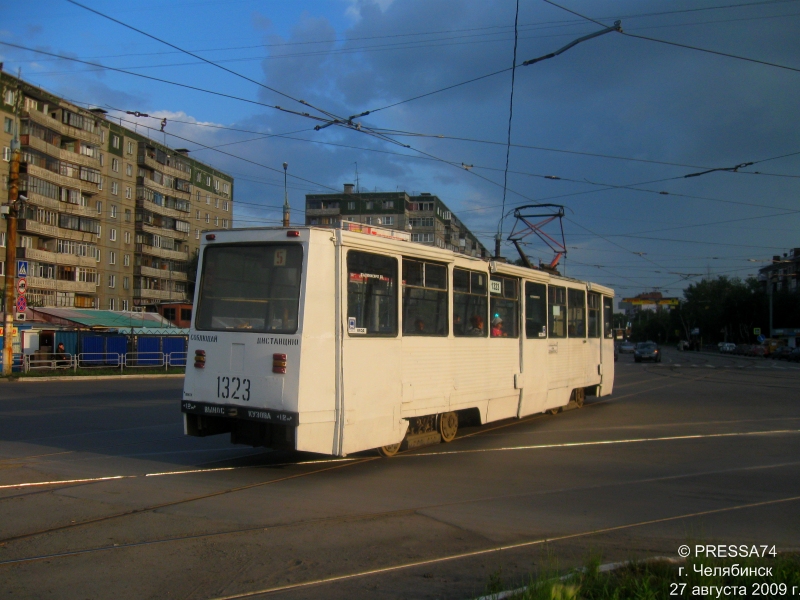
[182,224,615,456]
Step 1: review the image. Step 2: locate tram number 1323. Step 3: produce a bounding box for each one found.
[217,376,251,401]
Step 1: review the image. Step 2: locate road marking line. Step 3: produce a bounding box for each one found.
[402,429,800,458]
[0,458,358,490]
[207,495,800,599]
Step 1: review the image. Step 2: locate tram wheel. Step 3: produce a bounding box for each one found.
[438,411,458,443]
[547,407,560,415]
[377,442,402,457]
[572,387,586,408]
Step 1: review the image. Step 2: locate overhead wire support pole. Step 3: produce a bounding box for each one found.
[2,80,21,376]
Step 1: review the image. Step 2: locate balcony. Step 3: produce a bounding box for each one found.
[138,222,189,241]
[137,153,187,181]
[134,288,187,301]
[139,176,190,201]
[136,197,188,221]
[21,134,100,169]
[22,110,101,145]
[27,276,97,293]
[19,219,98,243]
[26,164,99,195]
[306,207,342,216]
[137,244,188,261]
[138,265,188,281]
[18,247,97,268]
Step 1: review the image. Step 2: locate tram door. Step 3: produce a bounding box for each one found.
[601,296,615,394]
[519,281,549,416]
[340,249,404,454]
[586,291,603,384]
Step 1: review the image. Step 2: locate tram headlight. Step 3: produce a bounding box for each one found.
[273,353,287,374]
[194,349,206,368]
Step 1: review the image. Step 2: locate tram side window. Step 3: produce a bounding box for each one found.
[402,259,448,336]
[548,285,566,338]
[347,251,397,336]
[453,268,488,337]
[568,289,586,337]
[490,276,519,338]
[588,292,601,338]
[603,296,614,338]
[525,281,547,339]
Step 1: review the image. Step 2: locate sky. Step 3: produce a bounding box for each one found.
[1,0,798,299]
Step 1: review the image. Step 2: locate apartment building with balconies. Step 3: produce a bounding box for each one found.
[305,184,488,258]
[0,72,234,312]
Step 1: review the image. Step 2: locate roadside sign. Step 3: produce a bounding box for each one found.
[16,260,28,278]
[16,296,27,313]
[15,313,25,321]
[753,327,761,335]
[690,328,700,335]
[16,278,27,295]
[757,334,765,343]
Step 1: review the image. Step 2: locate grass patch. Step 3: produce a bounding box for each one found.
[487,553,800,599]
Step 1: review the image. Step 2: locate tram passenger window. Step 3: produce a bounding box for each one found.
[568,289,586,337]
[347,251,397,336]
[195,244,302,333]
[525,281,547,338]
[402,259,448,336]
[490,276,519,338]
[603,296,614,338]
[453,268,487,337]
[548,286,566,338]
[588,292,601,338]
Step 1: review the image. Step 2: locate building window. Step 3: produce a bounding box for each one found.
[124,253,130,266]
[111,181,118,195]
[0,261,4,276]
[347,201,355,210]
[126,163,133,176]
[19,235,33,248]
[222,219,228,228]
[214,216,219,226]
[99,153,104,166]
[124,231,131,244]
[223,201,229,211]
[383,216,394,226]
[98,177,103,191]
[123,276,129,290]
[110,205,117,219]
[122,300,129,311]
[96,201,102,214]
[2,147,10,162]
[111,158,119,172]
[100,130,106,143]
[109,298,116,310]
[365,201,373,210]
[127,141,133,155]
[109,250,116,264]
[111,134,120,149]
[196,210,200,220]
[110,229,117,242]
[411,233,434,243]
[124,209,131,222]
[195,229,200,239]
[205,213,210,223]
[0,232,5,247]
[125,187,131,199]
[206,194,210,205]
[364,217,372,225]
[206,175,211,186]
[108,275,116,288]
[3,90,15,105]
[3,117,12,133]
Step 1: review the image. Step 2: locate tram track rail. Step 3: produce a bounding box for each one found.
[3,455,799,569]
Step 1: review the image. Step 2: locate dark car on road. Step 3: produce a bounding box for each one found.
[618,341,636,354]
[634,342,661,363]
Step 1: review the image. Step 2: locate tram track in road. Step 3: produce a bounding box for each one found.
[0,368,753,550]
[3,456,800,569]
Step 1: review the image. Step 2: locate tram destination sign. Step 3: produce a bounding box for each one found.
[181,400,298,425]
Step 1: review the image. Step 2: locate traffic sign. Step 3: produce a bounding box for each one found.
[15,313,25,321]
[757,334,765,343]
[16,296,27,312]
[16,260,28,278]
[16,278,27,296]
[753,327,761,335]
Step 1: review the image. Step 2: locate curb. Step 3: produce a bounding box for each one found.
[2,374,185,383]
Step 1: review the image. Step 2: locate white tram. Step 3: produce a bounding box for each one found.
[182,224,615,456]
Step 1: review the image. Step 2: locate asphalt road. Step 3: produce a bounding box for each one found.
[1,348,799,599]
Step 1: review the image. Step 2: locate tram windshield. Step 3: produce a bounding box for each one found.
[195,244,303,333]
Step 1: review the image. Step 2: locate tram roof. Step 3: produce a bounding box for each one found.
[204,226,614,297]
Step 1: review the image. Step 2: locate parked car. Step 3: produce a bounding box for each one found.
[788,348,800,362]
[677,340,690,351]
[770,346,792,360]
[618,341,636,354]
[719,343,736,353]
[634,342,661,363]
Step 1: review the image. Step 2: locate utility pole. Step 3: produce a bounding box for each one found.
[282,162,290,227]
[2,89,20,375]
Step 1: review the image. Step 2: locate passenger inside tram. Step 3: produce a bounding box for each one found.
[467,315,484,335]
[491,316,507,337]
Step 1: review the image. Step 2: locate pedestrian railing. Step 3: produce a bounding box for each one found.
[124,351,165,368]
[166,352,187,367]
[77,352,124,370]
[24,353,75,372]
[16,351,188,374]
